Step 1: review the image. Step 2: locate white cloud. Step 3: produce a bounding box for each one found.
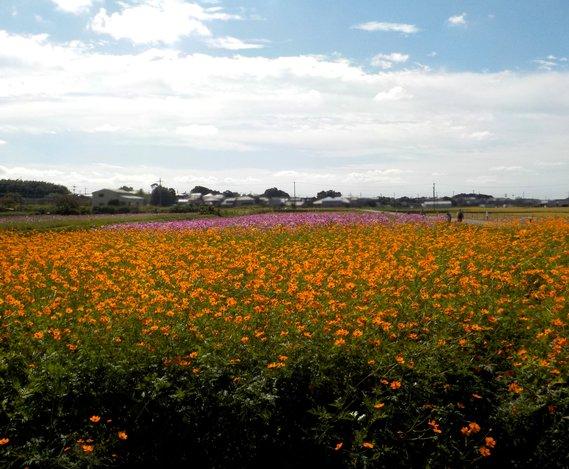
[352,22,419,34]
[0,139,6,145]
[448,13,467,26]
[90,0,241,44]
[206,36,265,50]
[0,31,568,196]
[373,86,412,101]
[489,166,530,172]
[534,56,568,71]
[50,0,96,15]
[371,52,409,69]
[467,131,492,140]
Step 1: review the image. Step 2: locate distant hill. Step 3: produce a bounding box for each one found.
[0,179,70,198]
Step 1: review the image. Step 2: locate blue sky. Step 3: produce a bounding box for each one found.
[0,0,568,197]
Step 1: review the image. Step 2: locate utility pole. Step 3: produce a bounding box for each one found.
[293,181,296,210]
[433,182,436,212]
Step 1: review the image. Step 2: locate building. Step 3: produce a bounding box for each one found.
[202,194,225,206]
[91,189,144,209]
[421,200,452,209]
[313,196,350,208]
[235,196,256,206]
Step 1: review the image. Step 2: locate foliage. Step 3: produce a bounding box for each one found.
[317,189,342,199]
[53,194,82,215]
[150,186,177,207]
[191,186,221,195]
[263,187,290,198]
[118,186,134,192]
[0,219,568,467]
[0,179,69,198]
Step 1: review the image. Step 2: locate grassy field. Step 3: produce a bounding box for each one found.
[0,207,274,232]
[1,214,567,467]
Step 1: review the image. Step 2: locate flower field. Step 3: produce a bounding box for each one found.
[1,213,568,467]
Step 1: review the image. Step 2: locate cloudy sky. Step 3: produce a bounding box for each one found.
[0,0,568,198]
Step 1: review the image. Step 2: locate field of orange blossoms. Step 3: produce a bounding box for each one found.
[0,213,568,467]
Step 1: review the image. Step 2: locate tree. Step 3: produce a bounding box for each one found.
[0,192,22,209]
[263,187,290,198]
[191,186,220,195]
[119,186,134,192]
[150,186,177,206]
[222,190,239,198]
[53,194,81,215]
[316,190,341,199]
[0,179,69,198]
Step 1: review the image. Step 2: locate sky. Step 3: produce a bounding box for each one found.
[0,0,568,198]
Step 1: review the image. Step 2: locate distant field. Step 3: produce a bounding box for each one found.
[451,207,569,221]
[0,212,207,232]
[0,207,274,232]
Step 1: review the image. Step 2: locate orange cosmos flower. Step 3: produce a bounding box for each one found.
[89,415,101,423]
[390,380,401,390]
[479,446,491,457]
[485,436,496,448]
[428,419,442,434]
[82,444,94,453]
[118,431,128,440]
[508,382,523,394]
[362,442,374,449]
[334,442,343,451]
[0,438,9,446]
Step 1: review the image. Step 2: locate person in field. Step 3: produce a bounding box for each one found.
[457,210,464,222]
[446,212,452,223]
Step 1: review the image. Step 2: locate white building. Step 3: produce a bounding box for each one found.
[202,194,225,206]
[91,189,144,208]
[421,200,452,209]
[313,196,350,208]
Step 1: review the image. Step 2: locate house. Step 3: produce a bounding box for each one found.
[221,197,236,207]
[285,197,306,208]
[313,196,350,208]
[202,193,225,206]
[91,189,144,208]
[235,196,256,206]
[421,200,452,209]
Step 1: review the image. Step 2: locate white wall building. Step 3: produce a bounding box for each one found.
[91,189,144,208]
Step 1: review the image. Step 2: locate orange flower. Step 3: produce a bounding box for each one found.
[118,431,128,440]
[428,419,442,434]
[89,415,101,423]
[485,436,496,448]
[390,380,401,390]
[334,442,343,451]
[461,421,481,436]
[479,446,491,457]
[508,382,523,394]
[374,402,385,410]
[82,444,94,453]
[362,442,374,449]
[0,438,9,446]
